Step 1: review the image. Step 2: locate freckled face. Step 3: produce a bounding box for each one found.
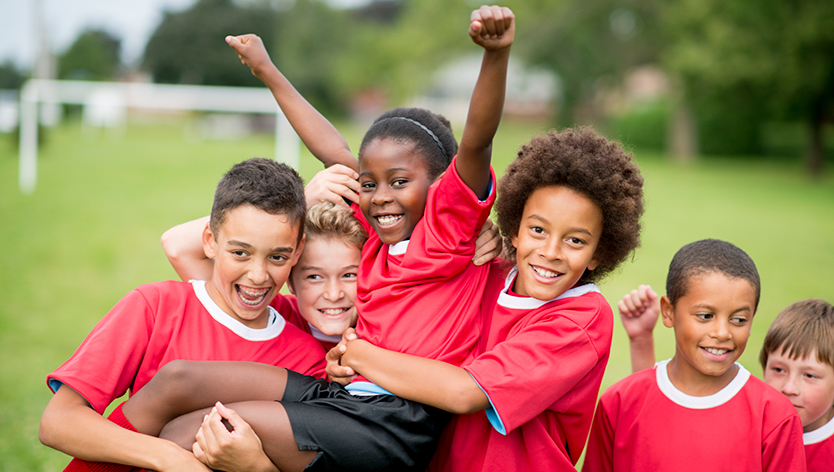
[661,272,757,396]
[289,237,361,336]
[204,205,303,329]
[358,138,434,245]
[510,185,602,301]
[764,349,834,432]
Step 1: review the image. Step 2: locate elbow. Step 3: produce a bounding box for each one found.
[446,386,489,415]
[39,410,60,449]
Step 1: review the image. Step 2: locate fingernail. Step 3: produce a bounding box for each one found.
[225,36,231,43]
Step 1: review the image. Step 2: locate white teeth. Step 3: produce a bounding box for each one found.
[238,286,269,306]
[532,266,559,278]
[320,308,348,316]
[376,215,402,226]
[704,347,729,355]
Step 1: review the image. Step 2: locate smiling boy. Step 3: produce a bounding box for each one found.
[39,158,326,471]
[582,239,805,472]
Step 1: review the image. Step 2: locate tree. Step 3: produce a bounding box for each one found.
[664,0,834,174]
[58,29,121,81]
[0,61,25,89]
[142,0,277,86]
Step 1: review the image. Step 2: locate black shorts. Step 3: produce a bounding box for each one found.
[281,370,451,472]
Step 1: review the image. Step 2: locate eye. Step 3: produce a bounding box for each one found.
[343,272,358,280]
[568,237,585,245]
[270,254,289,263]
[804,372,818,380]
[361,181,376,191]
[391,179,407,187]
[306,274,324,281]
[232,250,248,257]
[695,313,714,321]
[730,316,749,326]
[530,226,544,234]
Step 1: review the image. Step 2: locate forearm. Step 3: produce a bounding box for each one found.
[160,216,212,281]
[628,333,657,373]
[40,388,193,470]
[456,47,510,197]
[342,340,488,414]
[257,66,358,171]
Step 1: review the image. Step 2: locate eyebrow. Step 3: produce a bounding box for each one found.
[527,215,594,236]
[691,303,753,314]
[227,240,295,253]
[359,167,410,178]
[299,264,360,271]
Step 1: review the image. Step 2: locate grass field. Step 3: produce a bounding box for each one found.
[1,117,832,470]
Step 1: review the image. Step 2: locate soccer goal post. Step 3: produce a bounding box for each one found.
[18,79,300,194]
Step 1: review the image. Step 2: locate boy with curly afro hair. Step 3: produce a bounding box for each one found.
[330,127,644,471]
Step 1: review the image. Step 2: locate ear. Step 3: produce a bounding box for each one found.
[202,223,217,259]
[510,233,519,250]
[286,272,296,295]
[291,233,306,266]
[660,295,675,328]
[586,253,600,271]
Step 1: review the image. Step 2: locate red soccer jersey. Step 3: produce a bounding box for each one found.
[582,360,806,472]
[804,415,834,472]
[349,157,496,386]
[48,280,326,413]
[430,264,613,472]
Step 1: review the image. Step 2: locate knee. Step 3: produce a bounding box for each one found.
[150,360,199,401]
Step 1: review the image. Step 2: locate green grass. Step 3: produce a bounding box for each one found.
[1,118,832,470]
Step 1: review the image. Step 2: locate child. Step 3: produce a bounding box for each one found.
[324,127,645,472]
[619,292,833,471]
[582,239,806,471]
[761,299,834,472]
[63,6,515,472]
[39,158,324,471]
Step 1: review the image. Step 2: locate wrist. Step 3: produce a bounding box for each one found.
[629,332,655,348]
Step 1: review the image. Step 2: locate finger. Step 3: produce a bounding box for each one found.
[622,290,640,314]
[328,164,360,179]
[477,7,497,38]
[617,299,630,317]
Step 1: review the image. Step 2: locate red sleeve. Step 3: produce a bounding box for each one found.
[464,302,607,433]
[581,392,616,472]
[762,409,807,472]
[350,202,372,235]
[47,288,156,414]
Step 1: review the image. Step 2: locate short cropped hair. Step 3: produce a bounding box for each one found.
[359,108,458,181]
[210,158,306,243]
[304,201,368,251]
[759,299,834,370]
[666,239,761,309]
[495,128,644,284]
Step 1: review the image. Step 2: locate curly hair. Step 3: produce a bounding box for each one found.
[305,201,368,251]
[495,128,644,284]
[358,107,458,180]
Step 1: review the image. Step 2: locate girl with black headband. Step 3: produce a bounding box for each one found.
[65,6,515,472]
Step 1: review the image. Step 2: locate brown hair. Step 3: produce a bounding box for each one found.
[495,127,644,284]
[209,158,306,243]
[759,298,834,369]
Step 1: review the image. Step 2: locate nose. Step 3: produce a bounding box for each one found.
[371,185,393,206]
[538,237,563,261]
[322,278,345,301]
[780,372,800,396]
[248,260,269,285]
[710,318,731,341]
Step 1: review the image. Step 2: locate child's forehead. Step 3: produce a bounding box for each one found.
[679,271,758,307]
[218,205,301,241]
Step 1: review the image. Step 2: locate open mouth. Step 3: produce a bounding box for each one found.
[236,285,270,307]
[375,214,403,227]
[318,307,351,318]
[701,346,733,358]
[532,265,563,279]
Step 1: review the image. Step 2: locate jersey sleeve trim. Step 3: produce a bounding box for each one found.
[470,372,507,435]
[345,381,394,396]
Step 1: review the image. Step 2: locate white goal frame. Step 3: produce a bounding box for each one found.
[18,79,300,194]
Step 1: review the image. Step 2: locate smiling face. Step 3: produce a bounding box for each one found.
[204,204,303,329]
[661,271,757,396]
[764,349,834,432]
[510,185,603,301]
[358,138,435,245]
[288,237,361,336]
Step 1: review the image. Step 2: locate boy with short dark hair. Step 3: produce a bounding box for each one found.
[583,239,805,471]
[39,158,324,471]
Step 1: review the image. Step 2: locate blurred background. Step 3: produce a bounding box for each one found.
[0,0,832,469]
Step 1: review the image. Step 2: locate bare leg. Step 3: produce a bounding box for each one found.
[122,360,288,435]
[160,401,317,472]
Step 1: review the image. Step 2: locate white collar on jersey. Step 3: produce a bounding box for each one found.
[804,411,834,445]
[308,322,343,343]
[190,280,286,341]
[655,358,751,409]
[496,265,600,310]
[388,239,409,255]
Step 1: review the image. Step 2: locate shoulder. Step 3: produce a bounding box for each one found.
[742,375,800,421]
[600,367,656,405]
[127,280,193,305]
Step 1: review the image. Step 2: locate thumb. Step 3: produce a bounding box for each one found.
[225,35,242,50]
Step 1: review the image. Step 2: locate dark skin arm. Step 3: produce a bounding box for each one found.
[455,6,514,200]
[226,34,358,172]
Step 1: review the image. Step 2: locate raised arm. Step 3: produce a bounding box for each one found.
[329,329,489,415]
[161,216,213,281]
[226,34,358,171]
[618,285,659,373]
[456,6,514,199]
